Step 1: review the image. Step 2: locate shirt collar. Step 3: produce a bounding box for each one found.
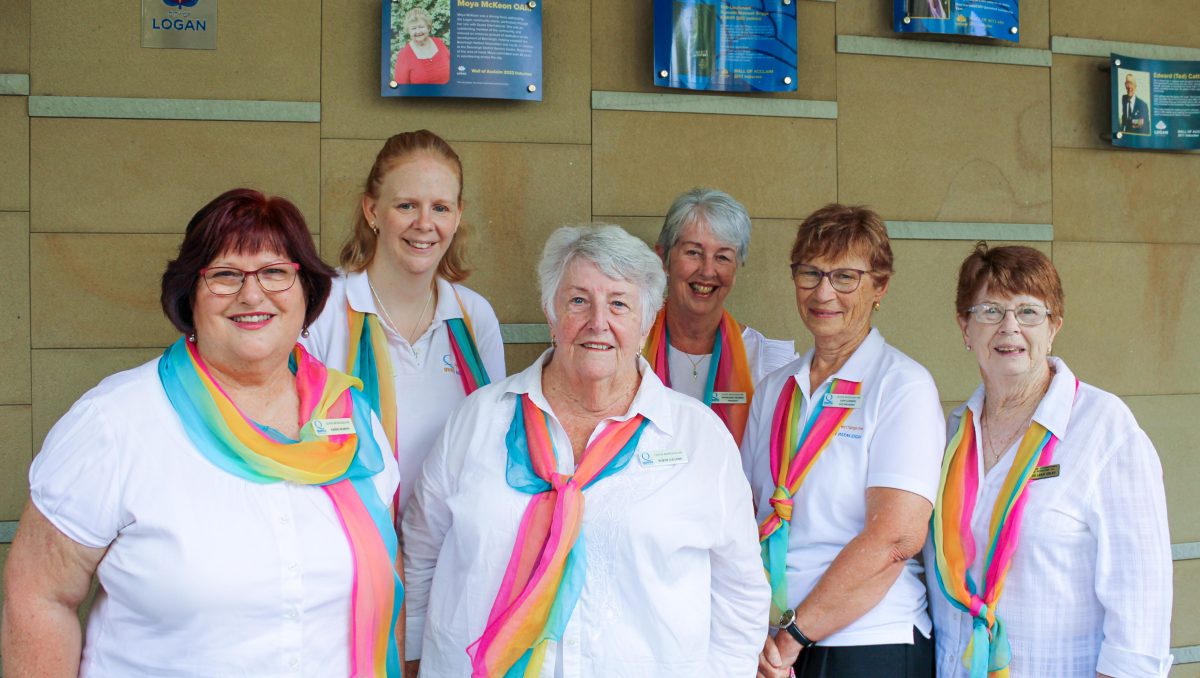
[503,349,675,437]
[792,327,884,393]
[963,356,1077,441]
[343,271,463,324]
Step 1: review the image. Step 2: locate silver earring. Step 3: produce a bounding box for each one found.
[965,344,971,351]
[301,327,310,339]
[370,222,379,235]
[188,333,196,343]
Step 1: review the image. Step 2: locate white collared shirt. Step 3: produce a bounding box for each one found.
[303,271,505,512]
[926,357,1173,677]
[401,350,769,676]
[742,328,946,646]
[29,359,399,677]
[665,324,797,402]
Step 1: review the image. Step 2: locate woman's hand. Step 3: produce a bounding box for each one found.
[2,501,106,677]
[757,635,794,678]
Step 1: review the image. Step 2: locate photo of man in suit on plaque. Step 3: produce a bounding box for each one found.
[908,0,950,19]
[1118,70,1151,135]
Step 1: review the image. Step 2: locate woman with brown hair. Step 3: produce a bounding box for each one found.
[304,129,505,516]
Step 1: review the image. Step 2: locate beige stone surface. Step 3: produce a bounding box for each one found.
[1123,395,1200,544]
[1053,147,1200,244]
[29,2,320,100]
[1175,559,1200,647]
[31,348,163,450]
[0,96,29,211]
[321,0,589,144]
[1050,54,1111,151]
[0,213,30,404]
[30,119,319,234]
[836,0,1049,49]
[592,0,836,101]
[503,344,549,379]
[837,54,1051,223]
[320,139,592,324]
[31,234,180,349]
[0,1,30,73]
[1052,242,1199,397]
[1051,0,1200,50]
[593,110,836,219]
[0,405,32,521]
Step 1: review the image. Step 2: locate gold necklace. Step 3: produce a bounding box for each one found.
[368,275,434,344]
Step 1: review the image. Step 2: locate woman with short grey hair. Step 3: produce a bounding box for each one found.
[402,224,769,676]
[645,187,796,447]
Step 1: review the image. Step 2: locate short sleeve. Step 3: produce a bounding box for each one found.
[755,338,798,385]
[29,397,126,549]
[866,376,945,503]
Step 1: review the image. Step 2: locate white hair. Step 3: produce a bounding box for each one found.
[538,224,667,335]
[656,187,752,265]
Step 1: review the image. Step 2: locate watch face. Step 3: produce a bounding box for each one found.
[777,608,794,627]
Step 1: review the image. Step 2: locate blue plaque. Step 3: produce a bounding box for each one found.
[653,0,798,93]
[1112,53,1200,151]
[893,0,1019,43]
[381,0,542,101]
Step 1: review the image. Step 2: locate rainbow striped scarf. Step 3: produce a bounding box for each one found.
[930,382,1075,678]
[643,307,754,445]
[468,394,649,677]
[758,377,861,621]
[346,283,491,499]
[158,337,403,677]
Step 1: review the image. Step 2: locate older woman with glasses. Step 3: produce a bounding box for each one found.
[2,189,403,677]
[643,188,796,447]
[925,243,1172,677]
[746,204,944,678]
[402,224,768,676]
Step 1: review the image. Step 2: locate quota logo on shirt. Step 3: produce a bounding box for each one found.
[442,354,460,375]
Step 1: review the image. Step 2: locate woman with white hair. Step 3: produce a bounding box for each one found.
[402,224,769,676]
[645,188,795,446]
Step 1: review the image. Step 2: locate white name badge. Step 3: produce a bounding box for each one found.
[312,418,356,436]
[711,391,748,405]
[637,449,689,467]
[823,393,863,409]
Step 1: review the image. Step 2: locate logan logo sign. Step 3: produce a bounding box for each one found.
[142,0,217,50]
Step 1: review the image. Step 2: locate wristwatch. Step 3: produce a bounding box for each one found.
[776,609,816,649]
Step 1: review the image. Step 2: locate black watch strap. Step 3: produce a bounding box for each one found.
[784,622,815,649]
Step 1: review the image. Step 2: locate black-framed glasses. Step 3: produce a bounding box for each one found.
[965,302,1052,326]
[790,263,871,293]
[200,262,301,296]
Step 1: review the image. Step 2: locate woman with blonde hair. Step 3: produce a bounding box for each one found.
[304,129,504,517]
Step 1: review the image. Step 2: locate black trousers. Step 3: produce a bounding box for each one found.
[793,628,934,678]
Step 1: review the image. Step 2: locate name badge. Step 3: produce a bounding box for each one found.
[312,418,356,436]
[637,449,689,467]
[1031,464,1060,481]
[823,393,863,409]
[711,391,747,405]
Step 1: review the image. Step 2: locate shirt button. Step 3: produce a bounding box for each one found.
[287,561,298,571]
[286,608,299,619]
[288,657,300,669]
[279,514,291,524]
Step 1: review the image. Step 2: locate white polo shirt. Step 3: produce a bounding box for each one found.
[30,359,398,677]
[665,324,797,402]
[742,328,945,646]
[303,271,505,512]
[402,350,769,676]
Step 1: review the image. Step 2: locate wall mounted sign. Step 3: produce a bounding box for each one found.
[893,0,1018,43]
[1111,53,1200,150]
[381,0,542,101]
[653,0,798,93]
[142,0,217,50]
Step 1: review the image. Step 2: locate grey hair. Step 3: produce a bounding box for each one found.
[656,187,752,265]
[538,224,667,335]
